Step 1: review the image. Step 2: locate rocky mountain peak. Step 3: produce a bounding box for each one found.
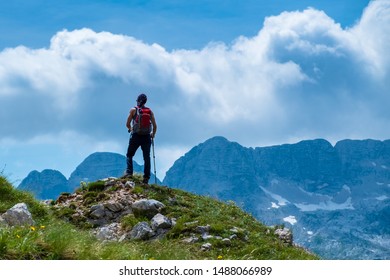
[18,169,69,200]
[164,136,390,260]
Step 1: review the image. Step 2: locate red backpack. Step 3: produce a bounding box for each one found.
[133,106,152,135]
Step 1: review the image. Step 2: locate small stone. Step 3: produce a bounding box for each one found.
[151,213,172,230]
[201,233,214,240]
[230,234,238,240]
[125,181,135,188]
[201,243,212,251]
[182,236,199,243]
[222,238,232,246]
[196,225,211,234]
[230,226,242,233]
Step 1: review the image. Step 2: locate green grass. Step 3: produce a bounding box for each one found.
[0,175,319,260]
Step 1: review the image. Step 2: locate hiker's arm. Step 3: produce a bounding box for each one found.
[126,108,136,132]
[150,111,157,138]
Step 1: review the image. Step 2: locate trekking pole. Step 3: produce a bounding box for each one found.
[151,137,157,185]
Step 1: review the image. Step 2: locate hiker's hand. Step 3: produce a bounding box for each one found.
[151,132,155,139]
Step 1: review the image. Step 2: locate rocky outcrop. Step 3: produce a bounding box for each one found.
[132,199,165,219]
[53,177,174,242]
[274,227,293,245]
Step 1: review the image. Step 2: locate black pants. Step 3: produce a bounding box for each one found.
[126,133,152,179]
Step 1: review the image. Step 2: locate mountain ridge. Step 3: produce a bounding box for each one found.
[163,136,390,260]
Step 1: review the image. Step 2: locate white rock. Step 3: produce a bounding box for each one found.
[201,243,212,251]
[151,213,172,230]
[2,203,35,226]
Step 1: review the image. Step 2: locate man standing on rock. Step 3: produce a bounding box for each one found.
[125,93,157,184]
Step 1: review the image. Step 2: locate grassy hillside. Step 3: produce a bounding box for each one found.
[0,175,318,260]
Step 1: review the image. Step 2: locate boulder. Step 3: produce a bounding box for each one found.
[90,204,106,219]
[104,201,124,213]
[151,213,172,231]
[2,203,35,226]
[95,223,122,241]
[128,221,154,240]
[131,199,165,219]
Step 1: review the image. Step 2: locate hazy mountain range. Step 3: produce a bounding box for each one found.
[18,136,390,259]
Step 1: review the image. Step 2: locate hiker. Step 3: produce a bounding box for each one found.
[125,93,157,184]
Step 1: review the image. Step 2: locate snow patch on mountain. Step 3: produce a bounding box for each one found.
[283,216,297,225]
[375,195,388,201]
[295,197,354,211]
[260,186,289,206]
[271,202,280,209]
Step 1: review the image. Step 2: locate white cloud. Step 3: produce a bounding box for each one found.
[152,145,191,179]
[350,0,390,78]
[1,1,390,181]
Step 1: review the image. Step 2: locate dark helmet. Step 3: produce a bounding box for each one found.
[136,93,147,105]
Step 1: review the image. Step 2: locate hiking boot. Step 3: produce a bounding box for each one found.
[142,177,149,185]
[122,170,133,179]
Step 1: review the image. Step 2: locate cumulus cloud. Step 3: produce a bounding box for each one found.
[1,1,389,179]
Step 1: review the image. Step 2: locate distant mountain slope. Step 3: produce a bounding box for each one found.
[18,169,70,200]
[163,136,390,260]
[67,152,142,190]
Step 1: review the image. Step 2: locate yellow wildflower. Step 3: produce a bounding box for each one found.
[40,225,46,229]
[30,226,36,231]
[16,234,21,239]
[217,255,223,260]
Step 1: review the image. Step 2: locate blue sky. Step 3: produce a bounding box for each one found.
[0,0,370,50]
[1,0,389,184]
